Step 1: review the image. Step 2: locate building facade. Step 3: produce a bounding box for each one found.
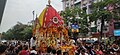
[62,0,103,14]
[0,0,7,25]
[62,0,116,37]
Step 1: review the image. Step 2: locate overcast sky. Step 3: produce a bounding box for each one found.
[0,0,63,33]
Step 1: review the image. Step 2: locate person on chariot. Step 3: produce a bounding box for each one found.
[30,36,36,48]
[71,21,79,33]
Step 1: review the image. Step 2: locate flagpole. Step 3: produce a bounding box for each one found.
[48,0,51,5]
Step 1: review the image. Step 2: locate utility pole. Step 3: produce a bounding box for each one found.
[81,0,83,10]
[100,14,106,42]
[100,17,104,42]
[32,10,35,27]
[86,0,91,36]
[32,11,35,22]
[32,10,35,37]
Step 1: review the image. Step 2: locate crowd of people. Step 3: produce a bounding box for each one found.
[0,37,120,55]
[75,39,120,55]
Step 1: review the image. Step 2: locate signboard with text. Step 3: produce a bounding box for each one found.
[114,29,120,36]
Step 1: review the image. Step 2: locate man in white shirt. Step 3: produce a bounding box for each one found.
[30,37,36,48]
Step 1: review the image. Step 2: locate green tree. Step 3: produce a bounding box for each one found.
[2,22,32,41]
[60,0,120,37]
[88,0,120,41]
[60,7,89,36]
[89,0,120,23]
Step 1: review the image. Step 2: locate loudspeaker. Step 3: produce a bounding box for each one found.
[114,22,120,29]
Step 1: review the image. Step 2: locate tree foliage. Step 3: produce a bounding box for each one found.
[89,0,120,23]
[88,0,120,38]
[60,7,89,35]
[1,22,32,41]
[60,0,120,36]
